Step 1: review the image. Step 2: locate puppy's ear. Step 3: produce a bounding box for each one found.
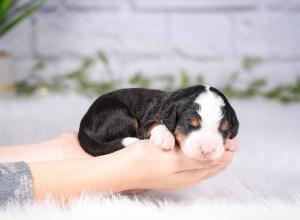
[161,103,177,132]
[225,104,239,139]
[160,99,192,132]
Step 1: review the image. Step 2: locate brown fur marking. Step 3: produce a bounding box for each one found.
[175,127,187,147]
[190,116,200,128]
[133,118,139,129]
[219,119,229,132]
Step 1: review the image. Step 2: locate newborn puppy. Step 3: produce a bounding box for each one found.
[78,85,239,160]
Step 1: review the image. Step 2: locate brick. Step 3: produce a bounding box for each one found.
[118,13,168,55]
[34,9,168,57]
[245,61,300,87]
[261,0,300,11]
[235,12,300,59]
[65,0,126,10]
[133,0,255,11]
[13,58,36,81]
[34,11,120,57]
[0,20,33,58]
[41,0,66,10]
[170,14,233,59]
[38,53,126,82]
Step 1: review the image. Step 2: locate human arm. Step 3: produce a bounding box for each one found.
[0,134,236,203]
[0,133,92,162]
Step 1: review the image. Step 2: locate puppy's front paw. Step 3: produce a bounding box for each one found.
[150,124,175,150]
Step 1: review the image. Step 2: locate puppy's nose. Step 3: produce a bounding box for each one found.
[200,148,215,157]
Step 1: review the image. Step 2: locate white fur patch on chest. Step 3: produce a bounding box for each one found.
[194,86,225,131]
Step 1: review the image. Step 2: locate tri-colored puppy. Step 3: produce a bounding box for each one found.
[78,85,239,160]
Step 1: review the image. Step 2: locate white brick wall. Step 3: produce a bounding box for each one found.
[0,0,299,85]
[34,11,121,57]
[235,12,300,59]
[170,14,233,59]
[133,0,255,11]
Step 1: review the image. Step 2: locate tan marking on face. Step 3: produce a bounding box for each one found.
[174,127,187,147]
[219,118,228,132]
[189,116,200,128]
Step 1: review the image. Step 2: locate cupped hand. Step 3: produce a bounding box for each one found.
[56,133,236,191]
[122,139,236,191]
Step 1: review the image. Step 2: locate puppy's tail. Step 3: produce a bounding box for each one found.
[78,131,125,156]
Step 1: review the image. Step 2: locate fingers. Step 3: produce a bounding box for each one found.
[172,146,227,171]
[175,159,216,172]
[216,150,234,163]
[129,139,234,176]
[176,150,234,186]
[173,146,234,177]
[172,163,227,189]
[224,139,239,152]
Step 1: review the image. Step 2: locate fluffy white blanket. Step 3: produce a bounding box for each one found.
[0,96,299,219]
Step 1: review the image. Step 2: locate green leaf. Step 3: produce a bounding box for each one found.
[15,80,37,96]
[97,51,109,65]
[195,74,204,85]
[96,82,115,95]
[0,0,45,37]
[242,56,262,71]
[263,79,300,104]
[156,74,175,91]
[129,72,150,88]
[0,0,12,24]
[80,57,95,70]
[33,60,46,70]
[178,69,190,89]
[229,71,239,82]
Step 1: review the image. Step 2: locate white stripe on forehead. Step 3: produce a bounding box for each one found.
[194,86,225,130]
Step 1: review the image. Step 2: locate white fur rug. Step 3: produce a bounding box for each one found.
[0,95,300,219]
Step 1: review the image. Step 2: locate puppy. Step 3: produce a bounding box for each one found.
[78,85,239,160]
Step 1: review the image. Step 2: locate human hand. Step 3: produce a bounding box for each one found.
[121,139,236,191]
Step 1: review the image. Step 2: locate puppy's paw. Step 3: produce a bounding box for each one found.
[122,137,140,147]
[150,124,175,150]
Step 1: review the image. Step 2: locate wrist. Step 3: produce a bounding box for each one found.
[92,148,139,192]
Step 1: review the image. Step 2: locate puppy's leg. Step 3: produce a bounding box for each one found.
[79,100,139,156]
[149,124,176,150]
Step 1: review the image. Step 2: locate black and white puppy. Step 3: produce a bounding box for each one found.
[78,85,239,160]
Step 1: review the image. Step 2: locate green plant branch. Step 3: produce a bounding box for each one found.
[0,0,12,24]
[15,52,300,104]
[0,0,45,37]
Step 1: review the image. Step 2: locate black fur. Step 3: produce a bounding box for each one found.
[209,87,239,139]
[78,86,239,156]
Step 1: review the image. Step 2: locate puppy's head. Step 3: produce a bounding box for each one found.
[173,86,239,160]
